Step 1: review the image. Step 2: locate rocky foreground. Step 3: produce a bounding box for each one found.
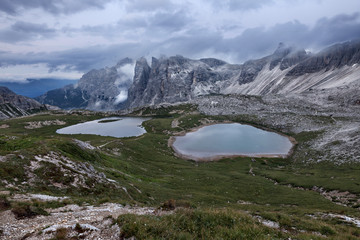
[0,193,169,240]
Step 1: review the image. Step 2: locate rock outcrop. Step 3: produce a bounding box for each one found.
[36,58,135,111]
[0,87,47,119]
[38,40,360,110]
[128,40,360,108]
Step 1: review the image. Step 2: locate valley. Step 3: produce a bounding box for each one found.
[1,0,359,239]
[0,40,360,239]
[1,92,360,239]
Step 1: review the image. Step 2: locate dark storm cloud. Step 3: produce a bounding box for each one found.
[0,12,359,72]
[209,12,360,61]
[0,0,112,15]
[0,43,148,71]
[148,12,360,61]
[310,13,360,46]
[0,21,56,43]
[64,9,190,40]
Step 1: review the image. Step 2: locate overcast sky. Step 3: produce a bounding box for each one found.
[0,0,359,82]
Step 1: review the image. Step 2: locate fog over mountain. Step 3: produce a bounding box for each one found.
[0,0,359,84]
[36,40,360,110]
[0,79,78,98]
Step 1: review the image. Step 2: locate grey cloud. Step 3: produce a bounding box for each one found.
[0,0,113,15]
[309,13,360,46]
[0,43,148,72]
[210,0,274,11]
[212,13,360,61]
[147,12,360,62]
[228,0,274,11]
[0,21,56,43]
[0,13,359,73]
[125,0,175,12]
[64,9,190,40]
[12,21,55,34]
[149,10,190,31]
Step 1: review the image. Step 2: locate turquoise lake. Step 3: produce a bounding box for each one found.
[56,117,150,138]
[172,123,294,160]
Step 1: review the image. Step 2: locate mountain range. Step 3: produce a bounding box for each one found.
[2,40,360,112]
[0,87,47,119]
[128,40,360,109]
[35,58,134,111]
[0,78,78,98]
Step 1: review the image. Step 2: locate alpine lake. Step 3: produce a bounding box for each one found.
[57,118,294,161]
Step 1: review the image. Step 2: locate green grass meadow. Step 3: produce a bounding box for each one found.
[1,107,360,239]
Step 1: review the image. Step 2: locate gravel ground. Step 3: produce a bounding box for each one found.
[0,201,170,240]
[193,87,360,163]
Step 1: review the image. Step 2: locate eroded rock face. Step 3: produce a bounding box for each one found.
[128,55,242,108]
[38,40,360,110]
[0,87,46,119]
[37,58,135,111]
[286,40,360,76]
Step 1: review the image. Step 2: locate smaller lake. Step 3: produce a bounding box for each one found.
[56,117,150,138]
[171,123,294,161]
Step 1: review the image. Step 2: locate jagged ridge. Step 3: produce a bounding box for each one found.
[0,87,47,119]
[37,40,360,110]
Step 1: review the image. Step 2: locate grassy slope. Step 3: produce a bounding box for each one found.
[0,107,360,239]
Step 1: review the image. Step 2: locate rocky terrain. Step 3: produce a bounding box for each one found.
[36,40,359,111]
[128,40,360,108]
[0,87,47,120]
[0,194,168,240]
[191,85,360,164]
[35,40,360,111]
[1,40,360,239]
[36,58,135,111]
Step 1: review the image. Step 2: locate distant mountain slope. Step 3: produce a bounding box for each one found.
[0,78,78,98]
[0,87,47,119]
[36,58,134,111]
[129,40,360,108]
[37,40,360,110]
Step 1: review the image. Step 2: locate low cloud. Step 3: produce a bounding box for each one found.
[0,21,56,43]
[210,0,274,11]
[0,11,359,80]
[0,0,112,15]
[125,0,176,12]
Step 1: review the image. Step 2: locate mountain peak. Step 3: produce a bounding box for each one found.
[116,57,133,67]
[272,42,293,57]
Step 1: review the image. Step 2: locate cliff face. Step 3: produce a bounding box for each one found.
[0,87,47,119]
[128,40,360,108]
[128,55,242,108]
[37,58,135,111]
[38,40,360,110]
[287,41,360,76]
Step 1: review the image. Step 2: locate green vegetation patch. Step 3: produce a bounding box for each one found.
[117,209,286,240]
[1,106,360,238]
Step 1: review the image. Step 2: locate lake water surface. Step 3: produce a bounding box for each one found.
[56,117,150,138]
[172,123,294,160]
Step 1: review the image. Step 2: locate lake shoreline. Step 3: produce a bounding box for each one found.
[168,121,297,162]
